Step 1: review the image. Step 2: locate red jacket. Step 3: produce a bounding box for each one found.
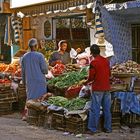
[85,55,111,91]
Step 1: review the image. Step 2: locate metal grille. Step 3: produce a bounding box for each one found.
[132,24,140,64]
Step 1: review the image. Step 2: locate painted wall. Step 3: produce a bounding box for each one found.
[30,16,52,40]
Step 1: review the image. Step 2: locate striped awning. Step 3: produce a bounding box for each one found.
[13,0,95,17]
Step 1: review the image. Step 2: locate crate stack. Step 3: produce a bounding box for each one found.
[43,111,87,133]
[17,84,26,111]
[111,98,121,129]
[0,86,17,115]
[27,108,45,127]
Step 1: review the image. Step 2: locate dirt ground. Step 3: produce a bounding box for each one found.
[0,113,139,140]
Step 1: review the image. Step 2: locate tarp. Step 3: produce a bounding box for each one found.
[113,92,140,115]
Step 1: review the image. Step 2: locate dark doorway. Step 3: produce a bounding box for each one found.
[131,24,140,64]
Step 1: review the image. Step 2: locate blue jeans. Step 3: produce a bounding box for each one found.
[88,91,112,132]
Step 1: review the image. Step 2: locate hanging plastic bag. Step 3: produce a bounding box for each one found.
[79,85,91,98]
[70,48,77,59]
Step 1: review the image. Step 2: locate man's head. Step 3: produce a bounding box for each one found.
[90,44,100,56]
[58,40,68,52]
[28,38,38,51]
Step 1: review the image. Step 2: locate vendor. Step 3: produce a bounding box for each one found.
[49,40,71,66]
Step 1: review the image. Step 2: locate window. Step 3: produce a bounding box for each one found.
[53,15,90,51]
[131,24,140,64]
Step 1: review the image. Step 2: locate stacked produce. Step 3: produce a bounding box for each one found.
[111,60,140,74]
[47,96,87,111]
[48,67,88,89]
[14,67,21,77]
[0,78,11,87]
[64,64,81,73]
[110,76,125,85]
[0,63,8,72]
[51,63,65,76]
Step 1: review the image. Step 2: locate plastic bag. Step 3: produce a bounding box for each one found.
[46,70,54,79]
[79,85,91,98]
[70,48,77,59]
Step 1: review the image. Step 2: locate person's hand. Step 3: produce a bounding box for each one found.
[76,48,81,54]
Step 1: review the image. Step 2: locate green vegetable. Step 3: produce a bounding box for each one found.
[48,67,89,89]
[47,96,87,111]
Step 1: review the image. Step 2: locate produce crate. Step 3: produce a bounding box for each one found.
[27,108,39,125]
[53,87,67,96]
[112,112,121,129]
[52,112,66,131]
[65,115,87,133]
[0,87,17,115]
[17,84,26,111]
[111,98,121,113]
[43,112,53,129]
[121,113,140,125]
[38,113,45,127]
[0,101,13,115]
[99,114,121,130]
[111,84,128,92]
[27,108,45,126]
[134,78,140,93]
[47,84,56,93]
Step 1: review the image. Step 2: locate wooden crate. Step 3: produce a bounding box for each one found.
[52,112,66,131]
[111,84,128,92]
[111,98,121,113]
[27,108,46,126]
[27,108,39,125]
[0,102,13,115]
[38,113,45,127]
[122,113,140,125]
[44,112,55,129]
[65,115,87,133]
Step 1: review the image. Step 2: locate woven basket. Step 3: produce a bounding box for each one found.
[52,112,65,131]
[65,115,87,133]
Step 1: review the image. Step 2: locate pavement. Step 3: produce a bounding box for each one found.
[0,113,139,140]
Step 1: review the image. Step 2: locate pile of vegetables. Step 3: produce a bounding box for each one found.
[47,96,87,111]
[51,63,65,75]
[48,66,88,89]
[110,76,125,85]
[111,60,140,74]
[64,64,81,72]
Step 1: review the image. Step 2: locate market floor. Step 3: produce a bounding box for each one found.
[0,113,139,140]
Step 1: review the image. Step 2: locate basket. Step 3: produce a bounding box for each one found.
[65,86,82,99]
[53,87,68,96]
[52,112,66,131]
[27,108,39,125]
[65,115,87,133]
[43,112,53,129]
[38,113,45,127]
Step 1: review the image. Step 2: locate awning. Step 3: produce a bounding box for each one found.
[14,0,95,17]
[104,1,140,11]
[103,1,140,23]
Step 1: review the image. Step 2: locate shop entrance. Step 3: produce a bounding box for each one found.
[131,24,140,64]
